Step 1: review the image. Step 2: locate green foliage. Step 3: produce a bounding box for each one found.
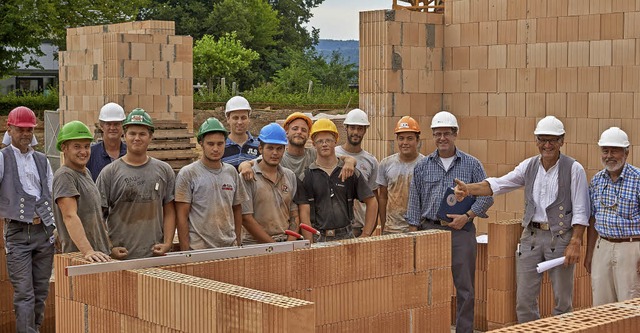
[273,64,316,94]
[0,89,59,115]
[193,32,259,87]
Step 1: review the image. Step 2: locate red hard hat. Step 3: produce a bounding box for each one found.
[7,106,37,128]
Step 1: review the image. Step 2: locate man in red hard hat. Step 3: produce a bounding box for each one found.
[0,106,55,332]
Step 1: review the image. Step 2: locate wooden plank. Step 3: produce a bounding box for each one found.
[148,142,196,150]
[152,129,192,139]
[165,159,195,170]
[147,150,196,160]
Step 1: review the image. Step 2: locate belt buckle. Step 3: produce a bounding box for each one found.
[540,223,550,231]
[439,220,450,227]
[33,217,41,225]
[326,229,335,237]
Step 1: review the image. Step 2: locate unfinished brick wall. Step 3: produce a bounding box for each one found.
[58,21,194,132]
[360,1,640,234]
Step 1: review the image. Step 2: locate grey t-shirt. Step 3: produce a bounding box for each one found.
[335,146,379,229]
[53,165,111,254]
[97,157,175,259]
[280,148,316,179]
[376,153,424,233]
[175,161,247,249]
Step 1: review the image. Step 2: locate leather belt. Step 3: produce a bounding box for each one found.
[530,222,550,231]
[319,225,351,237]
[600,236,640,243]
[9,217,41,225]
[425,218,450,227]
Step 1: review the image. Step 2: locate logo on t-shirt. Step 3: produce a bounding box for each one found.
[247,148,258,156]
[222,184,234,191]
[281,184,289,193]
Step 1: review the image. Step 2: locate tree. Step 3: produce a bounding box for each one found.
[0,0,149,77]
[270,0,325,49]
[138,0,215,38]
[193,32,259,89]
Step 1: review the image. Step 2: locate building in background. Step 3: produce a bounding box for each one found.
[0,42,59,95]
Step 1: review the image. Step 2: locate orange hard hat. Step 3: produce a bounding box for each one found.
[394,116,420,134]
[284,112,313,131]
[7,106,37,128]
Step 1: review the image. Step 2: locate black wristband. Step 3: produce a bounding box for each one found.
[464,212,471,219]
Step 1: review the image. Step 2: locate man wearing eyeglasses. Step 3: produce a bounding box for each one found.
[584,127,640,306]
[453,115,590,324]
[406,111,494,333]
[297,118,377,242]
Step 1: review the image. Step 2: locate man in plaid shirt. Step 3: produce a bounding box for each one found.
[406,111,493,333]
[585,127,640,306]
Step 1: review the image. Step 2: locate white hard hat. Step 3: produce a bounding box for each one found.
[344,108,370,126]
[99,103,126,122]
[598,127,630,147]
[534,116,565,136]
[431,111,459,129]
[225,96,251,116]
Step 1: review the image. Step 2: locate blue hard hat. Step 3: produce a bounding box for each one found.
[258,123,288,145]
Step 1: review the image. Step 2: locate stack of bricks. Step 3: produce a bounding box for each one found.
[0,239,55,332]
[54,253,314,332]
[475,239,489,331]
[58,20,194,133]
[162,231,452,332]
[489,298,640,332]
[360,1,640,234]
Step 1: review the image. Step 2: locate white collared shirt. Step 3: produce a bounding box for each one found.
[0,145,54,201]
[486,156,590,226]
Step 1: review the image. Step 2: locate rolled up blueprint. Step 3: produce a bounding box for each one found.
[536,256,566,274]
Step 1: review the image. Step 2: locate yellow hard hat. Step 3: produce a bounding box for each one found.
[310,118,339,141]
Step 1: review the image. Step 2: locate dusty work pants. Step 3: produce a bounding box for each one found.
[516,226,574,323]
[591,237,640,306]
[4,221,55,333]
[420,220,476,333]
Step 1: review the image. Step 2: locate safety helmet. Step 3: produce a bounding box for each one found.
[225,96,251,116]
[123,108,154,131]
[598,127,630,148]
[534,116,565,136]
[258,123,288,145]
[344,108,370,126]
[99,103,126,122]
[430,111,458,129]
[310,118,339,141]
[7,106,37,128]
[197,117,229,141]
[395,116,421,134]
[284,112,313,131]
[57,121,94,151]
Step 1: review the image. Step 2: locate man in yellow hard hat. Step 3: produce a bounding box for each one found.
[297,118,377,242]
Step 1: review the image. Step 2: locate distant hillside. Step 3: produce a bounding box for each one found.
[316,39,359,66]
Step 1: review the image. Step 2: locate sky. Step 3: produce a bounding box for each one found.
[308,0,391,41]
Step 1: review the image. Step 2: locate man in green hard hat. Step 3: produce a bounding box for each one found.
[175,117,248,249]
[53,120,112,262]
[96,108,176,259]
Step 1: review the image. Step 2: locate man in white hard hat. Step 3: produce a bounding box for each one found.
[454,115,590,323]
[406,111,493,333]
[584,127,640,305]
[87,102,127,181]
[335,108,379,237]
[222,96,260,168]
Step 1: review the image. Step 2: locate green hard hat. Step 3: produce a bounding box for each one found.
[197,117,228,141]
[123,108,154,131]
[57,121,94,151]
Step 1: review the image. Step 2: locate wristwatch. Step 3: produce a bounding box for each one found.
[464,212,472,222]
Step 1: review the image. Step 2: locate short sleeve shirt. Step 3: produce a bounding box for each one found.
[335,146,379,228]
[280,148,317,179]
[86,141,127,182]
[53,165,111,254]
[222,132,260,168]
[96,157,175,259]
[175,161,247,249]
[240,163,298,243]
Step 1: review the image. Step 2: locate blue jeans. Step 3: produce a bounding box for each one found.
[4,221,55,333]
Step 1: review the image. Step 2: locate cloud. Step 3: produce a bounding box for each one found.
[308,0,390,40]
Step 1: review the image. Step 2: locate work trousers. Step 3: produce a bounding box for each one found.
[591,237,640,306]
[420,220,476,333]
[516,226,574,323]
[4,221,55,333]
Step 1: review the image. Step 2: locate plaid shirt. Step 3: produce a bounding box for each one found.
[590,163,640,238]
[222,132,260,169]
[406,148,494,226]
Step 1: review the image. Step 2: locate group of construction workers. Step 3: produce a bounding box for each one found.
[1,98,638,332]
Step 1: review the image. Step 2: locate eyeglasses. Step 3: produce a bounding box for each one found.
[314,138,336,145]
[432,132,454,138]
[536,137,562,145]
[599,183,619,209]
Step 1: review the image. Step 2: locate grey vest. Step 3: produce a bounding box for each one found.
[523,154,574,235]
[0,147,55,226]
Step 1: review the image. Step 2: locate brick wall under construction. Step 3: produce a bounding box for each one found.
[54,231,453,332]
[58,20,194,132]
[359,1,640,234]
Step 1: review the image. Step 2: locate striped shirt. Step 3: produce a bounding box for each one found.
[406,149,494,229]
[590,163,640,238]
[222,132,260,169]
